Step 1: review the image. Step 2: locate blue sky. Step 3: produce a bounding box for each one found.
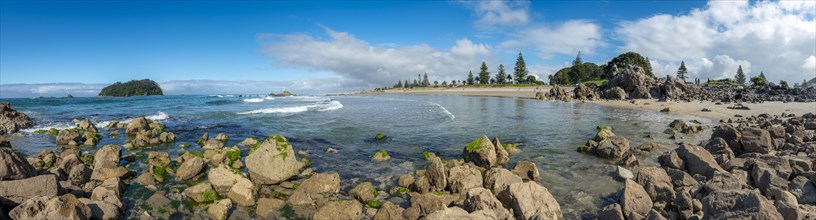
[1,1,814,97]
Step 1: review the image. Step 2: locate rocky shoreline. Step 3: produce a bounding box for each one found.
[1,94,815,219]
[537,65,816,104]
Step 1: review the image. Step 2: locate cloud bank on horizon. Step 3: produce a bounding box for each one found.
[1,0,814,98]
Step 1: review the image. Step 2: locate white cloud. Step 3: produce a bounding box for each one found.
[803,56,816,72]
[616,0,816,82]
[465,0,530,28]
[0,83,105,98]
[498,20,604,59]
[257,27,495,86]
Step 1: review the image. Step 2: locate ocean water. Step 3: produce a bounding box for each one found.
[1,94,712,218]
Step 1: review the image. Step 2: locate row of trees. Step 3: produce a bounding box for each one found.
[393,52,541,88]
[462,54,540,86]
[391,50,802,89]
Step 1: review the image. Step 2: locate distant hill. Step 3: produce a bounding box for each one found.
[98,79,163,97]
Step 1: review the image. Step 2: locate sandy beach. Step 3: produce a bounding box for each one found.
[383,86,816,122]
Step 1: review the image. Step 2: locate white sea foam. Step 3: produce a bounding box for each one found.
[243,98,265,103]
[318,100,344,111]
[431,102,455,120]
[121,111,169,123]
[21,122,76,133]
[238,100,343,115]
[264,97,275,100]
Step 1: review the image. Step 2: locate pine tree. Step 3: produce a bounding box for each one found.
[514,52,528,84]
[496,64,507,84]
[572,51,583,67]
[395,80,403,88]
[677,61,688,81]
[467,71,475,85]
[403,79,409,88]
[479,61,490,85]
[735,65,746,85]
[422,73,430,87]
[413,79,418,87]
[759,71,766,81]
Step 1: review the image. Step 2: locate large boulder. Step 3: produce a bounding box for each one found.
[287,172,340,208]
[704,137,734,165]
[183,182,216,203]
[176,156,206,181]
[702,190,783,219]
[463,187,512,220]
[425,157,447,192]
[574,84,599,100]
[496,182,563,220]
[789,175,816,204]
[125,116,149,134]
[602,87,627,100]
[256,198,286,218]
[674,144,725,180]
[79,198,120,220]
[207,199,232,220]
[373,201,404,220]
[748,156,792,195]
[0,147,36,180]
[313,200,362,220]
[0,102,35,135]
[9,194,91,220]
[425,207,497,220]
[634,166,674,204]
[598,203,624,220]
[593,136,630,159]
[607,65,659,98]
[711,125,742,155]
[245,135,301,184]
[405,192,453,218]
[56,130,83,145]
[511,160,541,182]
[0,174,62,206]
[619,179,652,220]
[483,168,522,195]
[349,182,376,203]
[740,127,774,154]
[492,137,510,166]
[90,178,122,208]
[447,165,482,193]
[227,177,256,206]
[207,165,244,195]
[463,135,498,168]
[90,144,122,181]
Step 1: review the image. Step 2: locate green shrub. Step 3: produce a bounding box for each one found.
[596,125,612,131]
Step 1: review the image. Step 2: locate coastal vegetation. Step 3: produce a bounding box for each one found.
[98,79,163,97]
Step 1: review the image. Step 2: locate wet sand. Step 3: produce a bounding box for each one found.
[382,86,816,121]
